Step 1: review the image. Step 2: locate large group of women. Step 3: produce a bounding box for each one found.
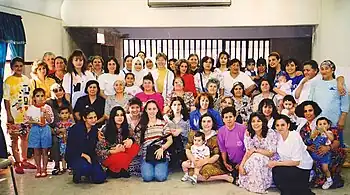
[3,49,349,194]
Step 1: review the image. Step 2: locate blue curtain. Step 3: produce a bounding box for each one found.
[9,42,25,58]
[0,42,8,103]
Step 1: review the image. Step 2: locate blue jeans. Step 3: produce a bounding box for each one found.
[141,160,169,182]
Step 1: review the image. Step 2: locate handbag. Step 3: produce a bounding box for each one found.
[146,134,172,163]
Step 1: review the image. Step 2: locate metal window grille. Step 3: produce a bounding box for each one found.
[123,39,270,66]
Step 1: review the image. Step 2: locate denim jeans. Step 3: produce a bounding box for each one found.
[141,160,169,182]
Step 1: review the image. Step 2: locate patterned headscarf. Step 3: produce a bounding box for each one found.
[320,60,336,71]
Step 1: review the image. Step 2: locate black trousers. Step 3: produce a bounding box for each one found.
[272,166,315,195]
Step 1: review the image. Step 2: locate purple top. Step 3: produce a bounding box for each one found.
[217,123,246,164]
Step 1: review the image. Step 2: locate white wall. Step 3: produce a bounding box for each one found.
[61,0,321,27]
[312,0,350,67]
[0,0,63,19]
[0,5,70,61]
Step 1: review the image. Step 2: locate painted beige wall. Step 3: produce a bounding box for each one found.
[61,0,321,27]
[0,5,70,61]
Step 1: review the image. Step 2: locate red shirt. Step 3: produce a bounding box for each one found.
[182,74,197,97]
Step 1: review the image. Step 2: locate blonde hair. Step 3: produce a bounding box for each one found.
[31,60,49,75]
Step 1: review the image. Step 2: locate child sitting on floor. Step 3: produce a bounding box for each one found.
[181,131,210,185]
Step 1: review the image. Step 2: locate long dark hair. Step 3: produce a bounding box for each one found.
[247,112,268,139]
[168,97,189,121]
[257,98,278,119]
[136,100,163,143]
[67,49,87,75]
[104,57,120,75]
[105,106,130,144]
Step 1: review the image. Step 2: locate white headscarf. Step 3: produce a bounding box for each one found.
[144,57,157,73]
[132,57,147,86]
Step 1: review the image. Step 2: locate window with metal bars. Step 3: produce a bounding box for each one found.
[123,39,270,66]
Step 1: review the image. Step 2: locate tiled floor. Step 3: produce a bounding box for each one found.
[1,167,350,195]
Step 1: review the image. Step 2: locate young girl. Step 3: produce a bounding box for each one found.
[181,131,210,185]
[281,95,305,132]
[244,58,257,80]
[25,88,54,178]
[54,106,74,174]
[62,49,95,108]
[214,51,230,74]
[124,73,142,96]
[306,117,334,190]
[164,97,190,170]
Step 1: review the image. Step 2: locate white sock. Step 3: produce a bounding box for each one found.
[326,177,332,182]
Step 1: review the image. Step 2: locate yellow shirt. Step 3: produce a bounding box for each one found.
[156,68,167,93]
[3,75,31,124]
[30,77,56,100]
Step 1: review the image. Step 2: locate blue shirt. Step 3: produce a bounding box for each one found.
[288,75,304,92]
[309,79,349,127]
[189,108,223,130]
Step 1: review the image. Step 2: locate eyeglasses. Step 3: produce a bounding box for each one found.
[53,88,63,93]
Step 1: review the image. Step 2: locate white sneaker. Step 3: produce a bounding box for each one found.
[181,174,189,182]
[322,179,333,189]
[189,175,197,185]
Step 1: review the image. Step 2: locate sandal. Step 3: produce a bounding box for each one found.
[41,169,47,177]
[35,172,41,178]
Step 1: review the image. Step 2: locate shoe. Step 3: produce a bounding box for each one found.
[120,169,130,178]
[181,174,189,182]
[322,179,333,189]
[189,175,197,185]
[22,161,36,169]
[41,169,48,177]
[106,169,121,178]
[52,168,61,175]
[73,173,81,184]
[14,164,24,174]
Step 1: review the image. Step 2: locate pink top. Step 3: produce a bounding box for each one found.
[135,92,164,112]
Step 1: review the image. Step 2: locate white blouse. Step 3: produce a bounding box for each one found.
[276,131,313,170]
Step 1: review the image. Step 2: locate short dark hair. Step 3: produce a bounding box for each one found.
[81,106,96,119]
[128,97,142,108]
[84,80,100,95]
[140,73,155,91]
[256,58,267,67]
[173,77,186,87]
[246,58,255,66]
[199,56,215,73]
[302,60,319,73]
[282,95,296,104]
[316,117,332,127]
[195,93,214,109]
[32,88,46,98]
[295,100,322,118]
[230,58,242,69]
[10,57,24,70]
[168,58,178,71]
[125,72,135,79]
[231,82,245,97]
[221,106,237,118]
[283,58,300,71]
[59,106,71,113]
[54,56,67,67]
[199,113,217,130]
[274,114,293,131]
[123,55,134,64]
[194,131,205,142]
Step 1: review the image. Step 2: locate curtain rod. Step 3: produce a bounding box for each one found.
[0,5,62,20]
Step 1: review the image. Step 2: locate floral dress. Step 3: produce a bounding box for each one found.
[186,130,226,179]
[299,122,345,188]
[233,96,253,124]
[164,91,194,111]
[238,129,278,194]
